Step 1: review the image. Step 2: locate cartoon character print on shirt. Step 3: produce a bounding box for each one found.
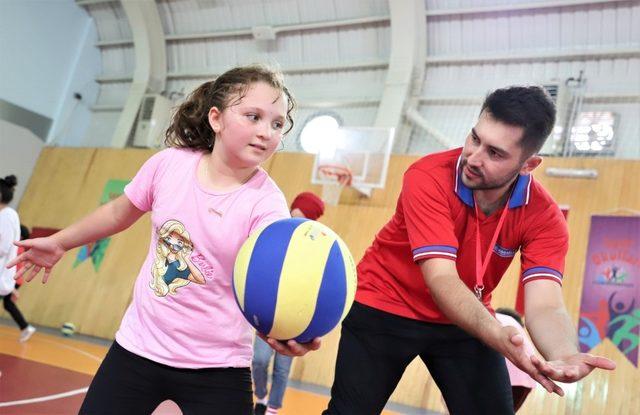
[150,220,206,297]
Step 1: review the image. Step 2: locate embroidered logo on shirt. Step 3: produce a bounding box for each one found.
[208,207,222,217]
[493,244,517,258]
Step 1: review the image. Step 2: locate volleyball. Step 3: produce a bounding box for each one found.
[61,322,76,337]
[233,218,356,343]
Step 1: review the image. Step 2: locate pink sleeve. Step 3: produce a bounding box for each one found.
[124,150,170,212]
[496,313,537,388]
[249,191,290,234]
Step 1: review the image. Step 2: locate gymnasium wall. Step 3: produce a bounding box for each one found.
[0,0,100,146]
[8,147,638,414]
[0,120,44,209]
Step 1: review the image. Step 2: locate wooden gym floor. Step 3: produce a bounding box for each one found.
[0,321,438,415]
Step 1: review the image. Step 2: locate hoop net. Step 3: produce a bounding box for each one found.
[317,165,352,206]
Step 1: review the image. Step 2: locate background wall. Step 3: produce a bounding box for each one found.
[7,147,638,414]
[0,120,44,209]
[0,0,100,147]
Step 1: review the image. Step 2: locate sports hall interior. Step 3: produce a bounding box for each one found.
[1,0,639,414]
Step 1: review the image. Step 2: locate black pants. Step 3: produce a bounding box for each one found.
[324,302,514,415]
[2,286,28,330]
[80,341,253,415]
[512,386,531,412]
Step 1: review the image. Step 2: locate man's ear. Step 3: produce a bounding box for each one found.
[520,154,542,175]
[208,107,222,133]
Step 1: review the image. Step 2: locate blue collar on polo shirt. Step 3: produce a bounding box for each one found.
[454,156,532,209]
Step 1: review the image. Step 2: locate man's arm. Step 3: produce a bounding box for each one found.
[421,258,502,342]
[524,279,578,359]
[421,258,564,395]
[524,279,616,381]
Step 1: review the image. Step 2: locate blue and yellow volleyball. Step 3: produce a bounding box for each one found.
[233,218,356,343]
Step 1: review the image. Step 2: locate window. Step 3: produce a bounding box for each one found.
[568,111,616,155]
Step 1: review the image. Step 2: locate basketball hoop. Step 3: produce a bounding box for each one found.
[317,164,352,206]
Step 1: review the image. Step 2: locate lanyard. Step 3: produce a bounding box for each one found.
[473,196,510,300]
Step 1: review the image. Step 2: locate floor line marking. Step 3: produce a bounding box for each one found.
[0,388,89,407]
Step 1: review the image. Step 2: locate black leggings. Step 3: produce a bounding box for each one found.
[80,341,253,415]
[2,286,28,330]
[324,302,514,415]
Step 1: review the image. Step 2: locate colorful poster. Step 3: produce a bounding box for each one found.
[73,179,129,272]
[578,215,640,367]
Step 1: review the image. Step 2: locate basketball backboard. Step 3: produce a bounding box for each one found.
[311,127,394,204]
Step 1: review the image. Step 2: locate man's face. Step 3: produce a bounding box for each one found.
[460,111,533,191]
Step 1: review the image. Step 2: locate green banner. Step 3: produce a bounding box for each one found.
[73,179,130,272]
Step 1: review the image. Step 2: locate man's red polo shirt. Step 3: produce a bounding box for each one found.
[355,148,568,323]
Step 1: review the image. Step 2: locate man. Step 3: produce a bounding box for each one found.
[253,192,325,415]
[323,86,615,414]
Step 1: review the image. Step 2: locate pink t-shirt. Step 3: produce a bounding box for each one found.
[495,313,537,389]
[116,147,290,368]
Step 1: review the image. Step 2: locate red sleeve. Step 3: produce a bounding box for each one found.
[520,205,568,286]
[401,167,458,263]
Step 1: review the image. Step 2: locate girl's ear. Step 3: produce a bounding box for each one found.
[208,107,222,133]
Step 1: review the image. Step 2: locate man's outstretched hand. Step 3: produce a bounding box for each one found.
[496,326,565,396]
[530,352,616,383]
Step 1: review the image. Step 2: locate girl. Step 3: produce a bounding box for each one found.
[0,175,35,342]
[8,65,320,414]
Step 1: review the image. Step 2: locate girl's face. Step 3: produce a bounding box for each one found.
[208,82,288,168]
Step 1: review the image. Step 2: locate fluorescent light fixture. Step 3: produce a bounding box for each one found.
[545,167,598,179]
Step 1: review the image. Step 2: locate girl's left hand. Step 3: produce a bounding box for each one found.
[257,333,321,356]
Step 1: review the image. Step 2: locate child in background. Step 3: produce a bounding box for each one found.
[0,177,35,342]
[495,308,537,412]
[8,65,320,414]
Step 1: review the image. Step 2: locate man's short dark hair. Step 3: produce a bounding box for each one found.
[481,86,556,156]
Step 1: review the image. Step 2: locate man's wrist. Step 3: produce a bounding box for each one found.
[544,347,579,362]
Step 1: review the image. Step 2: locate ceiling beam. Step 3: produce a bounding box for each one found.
[110,0,166,147]
[94,15,390,48]
[426,0,633,17]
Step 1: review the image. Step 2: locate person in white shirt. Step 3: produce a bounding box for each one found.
[0,175,35,342]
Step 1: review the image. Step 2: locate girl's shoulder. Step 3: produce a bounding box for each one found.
[143,147,203,173]
[154,147,204,162]
[249,168,284,194]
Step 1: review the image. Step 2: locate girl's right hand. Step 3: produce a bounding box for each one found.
[6,238,67,284]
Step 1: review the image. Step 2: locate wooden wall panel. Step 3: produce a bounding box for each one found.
[8,148,637,414]
[10,148,156,337]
